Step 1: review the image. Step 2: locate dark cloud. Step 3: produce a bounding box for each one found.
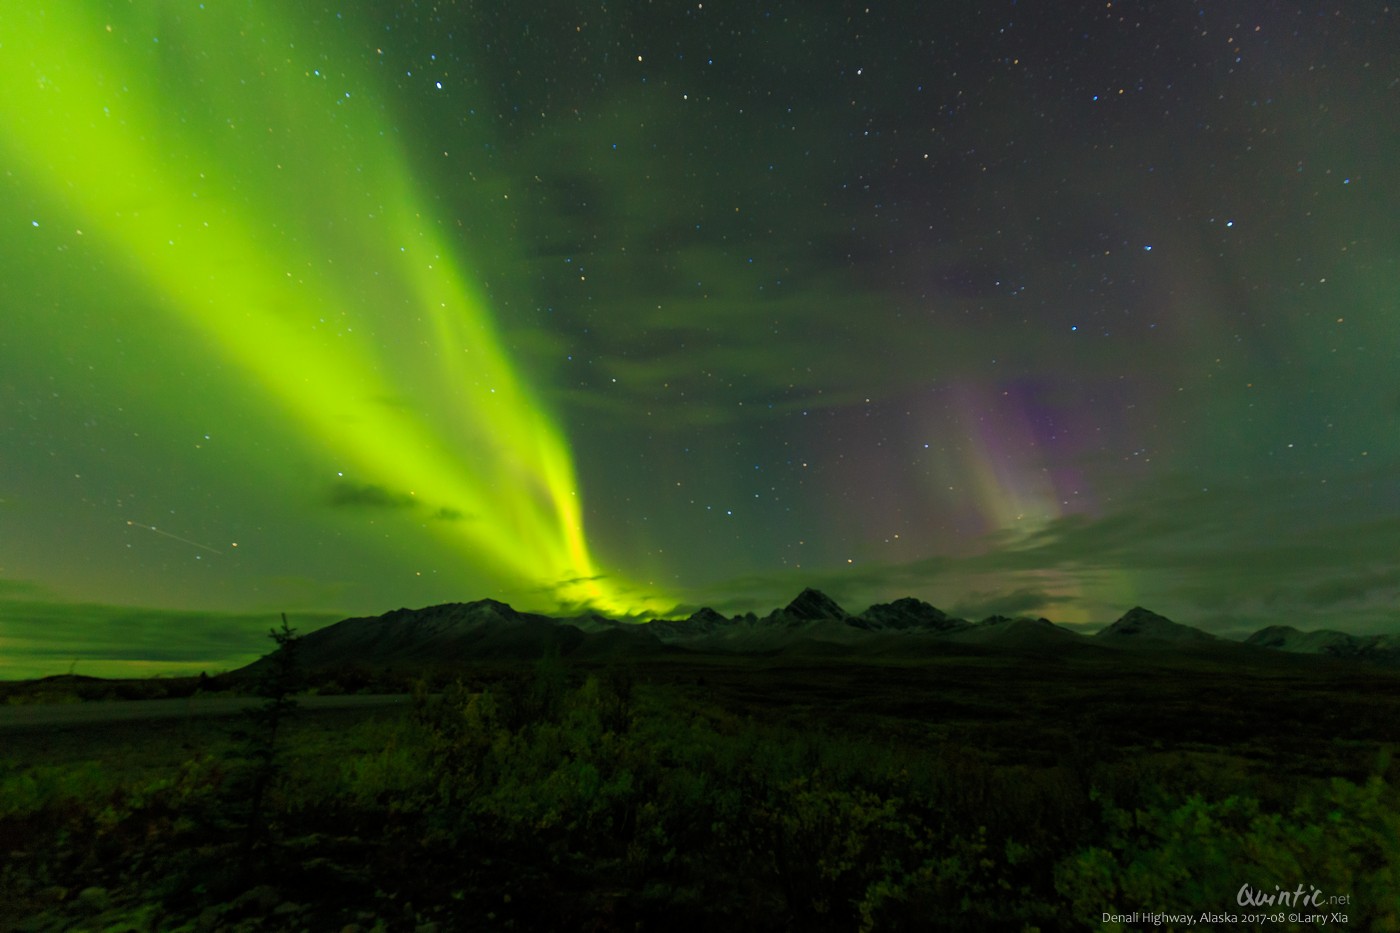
[1299,568,1400,609]
[327,482,419,510]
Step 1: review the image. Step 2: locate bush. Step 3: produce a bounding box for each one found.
[1056,776,1399,930]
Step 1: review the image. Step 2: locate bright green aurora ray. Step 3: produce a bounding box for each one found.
[1,3,663,615]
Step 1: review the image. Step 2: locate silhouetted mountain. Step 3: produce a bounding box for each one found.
[245,599,647,674]
[688,607,731,626]
[1247,625,1400,665]
[643,606,739,642]
[1247,625,1356,655]
[855,597,963,631]
[1094,607,1216,645]
[228,592,1397,677]
[563,612,626,634]
[946,616,1083,650]
[644,591,870,652]
[778,588,849,621]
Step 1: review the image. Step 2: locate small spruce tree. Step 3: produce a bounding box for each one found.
[236,613,301,878]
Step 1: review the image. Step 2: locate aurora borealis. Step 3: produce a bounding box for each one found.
[2,1,1398,677]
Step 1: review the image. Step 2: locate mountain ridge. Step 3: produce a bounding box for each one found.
[235,589,1398,675]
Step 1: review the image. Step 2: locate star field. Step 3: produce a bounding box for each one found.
[1,1,1397,676]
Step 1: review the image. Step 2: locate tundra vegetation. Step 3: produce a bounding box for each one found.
[1,636,1397,931]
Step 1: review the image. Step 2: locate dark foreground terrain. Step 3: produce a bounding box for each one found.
[2,646,1397,931]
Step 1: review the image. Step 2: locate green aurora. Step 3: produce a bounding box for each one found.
[2,4,664,638]
[2,1,1398,676]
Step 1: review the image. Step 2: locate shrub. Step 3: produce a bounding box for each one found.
[1056,776,1399,930]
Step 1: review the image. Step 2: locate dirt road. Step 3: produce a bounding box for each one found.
[0,693,413,731]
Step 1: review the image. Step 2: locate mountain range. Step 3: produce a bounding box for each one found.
[244,588,1400,674]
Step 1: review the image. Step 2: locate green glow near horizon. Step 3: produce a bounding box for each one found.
[1,3,665,615]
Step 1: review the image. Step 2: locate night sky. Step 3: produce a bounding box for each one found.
[3,1,1398,677]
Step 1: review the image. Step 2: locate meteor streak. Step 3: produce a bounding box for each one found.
[125,521,223,555]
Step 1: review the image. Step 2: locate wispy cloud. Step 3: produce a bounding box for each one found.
[948,587,1079,621]
[671,476,1400,635]
[0,597,343,680]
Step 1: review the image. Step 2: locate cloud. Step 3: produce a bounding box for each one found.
[1299,567,1400,608]
[0,578,52,600]
[527,575,678,621]
[0,598,344,679]
[325,483,473,525]
[954,480,1400,633]
[326,481,420,510]
[668,477,1400,636]
[506,91,1167,434]
[948,587,1078,621]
